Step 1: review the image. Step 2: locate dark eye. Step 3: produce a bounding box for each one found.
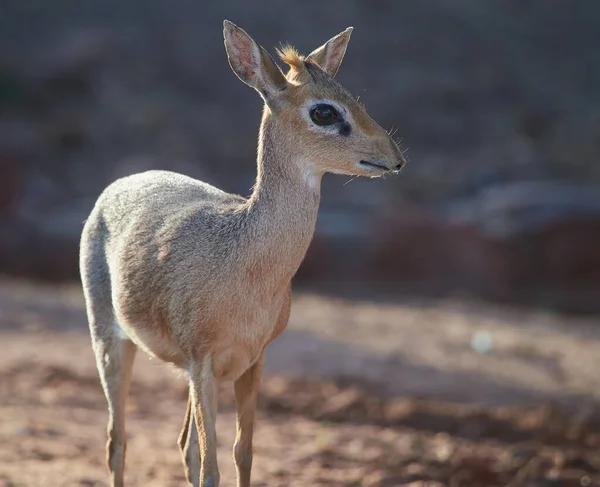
[310,104,340,126]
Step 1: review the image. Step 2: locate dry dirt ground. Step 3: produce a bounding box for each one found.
[1,278,600,486]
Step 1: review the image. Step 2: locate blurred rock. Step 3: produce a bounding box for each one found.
[366,208,442,285]
[26,29,112,93]
[364,189,600,312]
[364,208,513,297]
[0,216,78,282]
[508,216,600,312]
[0,153,23,214]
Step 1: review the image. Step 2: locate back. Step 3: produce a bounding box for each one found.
[98,170,243,235]
[81,170,248,313]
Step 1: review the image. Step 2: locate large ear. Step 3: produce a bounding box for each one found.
[305,27,353,77]
[223,20,288,105]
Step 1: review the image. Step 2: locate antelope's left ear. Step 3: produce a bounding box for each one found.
[305,27,353,77]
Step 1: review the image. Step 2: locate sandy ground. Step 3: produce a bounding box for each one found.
[1,278,600,486]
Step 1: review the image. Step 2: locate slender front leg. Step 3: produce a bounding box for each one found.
[190,356,219,487]
[178,390,200,487]
[233,353,264,487]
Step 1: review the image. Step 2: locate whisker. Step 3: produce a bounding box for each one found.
[343,177,357,186]
[394,136,407,148]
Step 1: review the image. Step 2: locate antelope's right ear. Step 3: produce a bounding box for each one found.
[223,20,288,105]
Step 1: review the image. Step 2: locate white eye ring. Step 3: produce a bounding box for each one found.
[302,98,348,134]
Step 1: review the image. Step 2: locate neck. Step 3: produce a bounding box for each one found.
[250,109,322,205]
[243,108,322,284]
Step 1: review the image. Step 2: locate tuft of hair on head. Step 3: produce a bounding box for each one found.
[276,45,305,71]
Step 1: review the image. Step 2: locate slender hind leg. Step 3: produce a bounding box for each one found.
[81,218,137,486]
[179,389,200,487]
[91,329,137,487]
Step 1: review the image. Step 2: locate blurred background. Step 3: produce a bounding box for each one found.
[1,0,600,312]
[1,1,600,486]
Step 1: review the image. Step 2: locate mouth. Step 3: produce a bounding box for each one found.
[358,160,402,173]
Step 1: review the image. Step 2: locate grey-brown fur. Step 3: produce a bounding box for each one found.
[80,20,405,487]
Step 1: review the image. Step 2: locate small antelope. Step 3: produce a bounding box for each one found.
[80,20,406,487]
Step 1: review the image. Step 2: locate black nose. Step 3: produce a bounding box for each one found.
[391,140,408,170]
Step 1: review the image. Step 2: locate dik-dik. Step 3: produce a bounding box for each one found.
[80,20,406,487]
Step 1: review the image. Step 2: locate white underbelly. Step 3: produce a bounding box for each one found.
[115,322,187,367]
